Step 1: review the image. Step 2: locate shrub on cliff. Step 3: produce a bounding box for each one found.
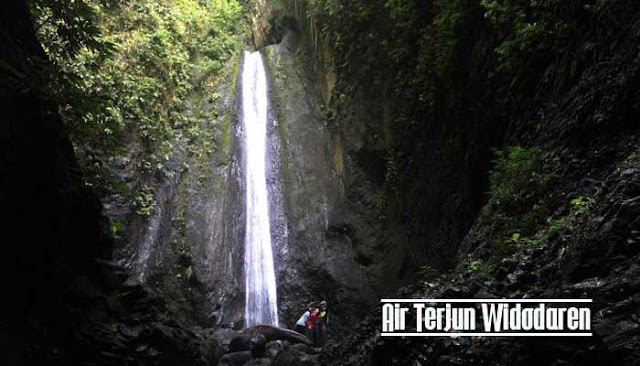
[489,146,549,211]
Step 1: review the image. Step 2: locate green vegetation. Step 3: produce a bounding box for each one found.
[509,232,539,249]
[509,195,595,250]
[622,153,640,168]
[416,264,439,281]
[109,220,124,236]
[30,0,115,61]
[544,196,594,235]
[298,0,610,268]
[489,146,550,210]
[467,259,491,276]
[30,0,245,211]
[470,144,598,264]
[481,146,553,258]
[134,184,155,217]
[480,0,581,70]
[299,0,626,122]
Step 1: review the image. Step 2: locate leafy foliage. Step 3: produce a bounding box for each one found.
[416,264,439,281]
[489,146,549,210]
[509,195,594,250]
[30,0,116,59]
[134,184,156,217]
[301,0,615,120]
[481,146,553,258]
[31,0,245,212]
[467,259,491,276]
[293,0,621,269]
[622,153,640,169]
[480,0,590,73]
[109,220,124,235]
[509,232,540,249]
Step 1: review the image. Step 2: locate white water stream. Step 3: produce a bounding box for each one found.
[242,51,279,327]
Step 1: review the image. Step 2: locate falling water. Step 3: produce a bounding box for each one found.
[242,51,279,327]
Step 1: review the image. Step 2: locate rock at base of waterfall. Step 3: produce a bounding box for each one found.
[247,324,312,345]
[273,343,321,366]
[219,350,252,366]
[229,332,268,356]
[210,325,318,365]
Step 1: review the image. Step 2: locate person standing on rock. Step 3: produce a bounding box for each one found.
[307,304,321,345]
[295,303,314,335]
[316,300,329,345]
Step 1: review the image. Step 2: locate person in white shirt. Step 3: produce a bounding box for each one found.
[295,303,314,335]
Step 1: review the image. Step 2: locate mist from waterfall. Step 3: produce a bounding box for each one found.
[242,50,279,327]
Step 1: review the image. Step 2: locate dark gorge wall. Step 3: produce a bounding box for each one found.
[249,0,640,272]
[1,1,110,360]
[251,3,640,358]
[248,0,498,299]
[1,2,208,364]
[258,1,640,364]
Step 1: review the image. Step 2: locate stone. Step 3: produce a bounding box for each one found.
[219,351,252,366]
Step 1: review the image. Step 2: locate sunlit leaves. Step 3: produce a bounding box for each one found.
[30,0,244,202]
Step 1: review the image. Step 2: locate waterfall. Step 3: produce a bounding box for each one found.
[242,50,279,327]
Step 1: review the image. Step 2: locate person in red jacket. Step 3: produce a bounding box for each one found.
[307,304,321,346]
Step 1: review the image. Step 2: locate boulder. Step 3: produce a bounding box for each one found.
[272,343,320,366]
[229,333,267,354]
[203,328,241,365]
[246,325,312,345]
[218,351,252,366]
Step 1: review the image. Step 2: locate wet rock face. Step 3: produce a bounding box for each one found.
[104,51,248,329]
[262,29,378,333]
[246,0,419,333]
[250,0,484,310]
[187,86,247,328]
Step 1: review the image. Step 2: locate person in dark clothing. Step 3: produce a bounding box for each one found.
[316,300,329,345]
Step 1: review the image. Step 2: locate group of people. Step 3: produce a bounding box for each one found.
[295,300,329,346]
